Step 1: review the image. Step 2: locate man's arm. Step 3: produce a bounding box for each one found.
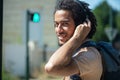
[45,21,91,76]
[45,36,82,76]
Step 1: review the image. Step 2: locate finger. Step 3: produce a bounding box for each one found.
[83,22,88,27]
[83,21,91,32]
[86,19,91,27]
[79,24,84,29]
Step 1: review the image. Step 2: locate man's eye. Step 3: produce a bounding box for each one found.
[54,23,58,27]
[62,22,69,26]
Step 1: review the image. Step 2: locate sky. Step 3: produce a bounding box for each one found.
[80,0,120,11]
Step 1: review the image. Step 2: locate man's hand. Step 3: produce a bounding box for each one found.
[72,20,91,42]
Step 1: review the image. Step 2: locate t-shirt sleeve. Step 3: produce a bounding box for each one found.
[73,47,103,79]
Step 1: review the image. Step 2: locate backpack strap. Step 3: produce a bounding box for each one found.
[80,40,97,48]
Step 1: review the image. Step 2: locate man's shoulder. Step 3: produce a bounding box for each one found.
[73,47,101,59]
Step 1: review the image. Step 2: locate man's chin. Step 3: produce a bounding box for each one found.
[58,41,65,46]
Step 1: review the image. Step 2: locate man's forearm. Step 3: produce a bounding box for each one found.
[45,37,82,70]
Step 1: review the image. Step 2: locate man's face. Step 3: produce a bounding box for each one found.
[54,10,75,46]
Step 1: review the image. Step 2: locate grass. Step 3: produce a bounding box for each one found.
[2,63,62,80]
[2,71,20,80]
[2,70,62,80]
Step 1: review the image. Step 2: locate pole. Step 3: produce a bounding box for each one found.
[109,7,113,42]
[26,10,30,80]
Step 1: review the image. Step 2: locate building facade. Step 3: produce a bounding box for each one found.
[3,0,58,77]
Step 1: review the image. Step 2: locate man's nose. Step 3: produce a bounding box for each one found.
[57,24,64,32]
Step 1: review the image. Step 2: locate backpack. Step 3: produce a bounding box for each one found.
[70,41,120,80]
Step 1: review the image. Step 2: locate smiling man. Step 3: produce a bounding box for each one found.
[54,10,75,46]
[45,0,103,80]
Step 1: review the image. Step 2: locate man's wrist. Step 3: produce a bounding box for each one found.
[69,36,83,48]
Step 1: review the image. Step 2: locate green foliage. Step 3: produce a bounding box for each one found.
[2,71,20,80]
[92,1,120,42]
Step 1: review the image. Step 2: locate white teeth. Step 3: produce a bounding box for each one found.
[58,36,64,39]
[58,35,66,40]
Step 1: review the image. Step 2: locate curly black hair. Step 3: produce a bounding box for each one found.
[54,0,97,39]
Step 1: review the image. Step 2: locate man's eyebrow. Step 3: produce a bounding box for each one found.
[54,19,70,23]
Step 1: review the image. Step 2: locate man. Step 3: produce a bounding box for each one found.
[45,0,103,80]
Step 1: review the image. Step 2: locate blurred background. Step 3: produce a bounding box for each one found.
[2,0,120,80]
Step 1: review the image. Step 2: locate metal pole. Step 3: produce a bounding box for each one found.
[109,7,113,42]
[26,10,30,80]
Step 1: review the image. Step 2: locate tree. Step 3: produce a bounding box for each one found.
[92,1,120,42]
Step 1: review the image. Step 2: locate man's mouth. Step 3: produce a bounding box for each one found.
[58,34,66,41]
